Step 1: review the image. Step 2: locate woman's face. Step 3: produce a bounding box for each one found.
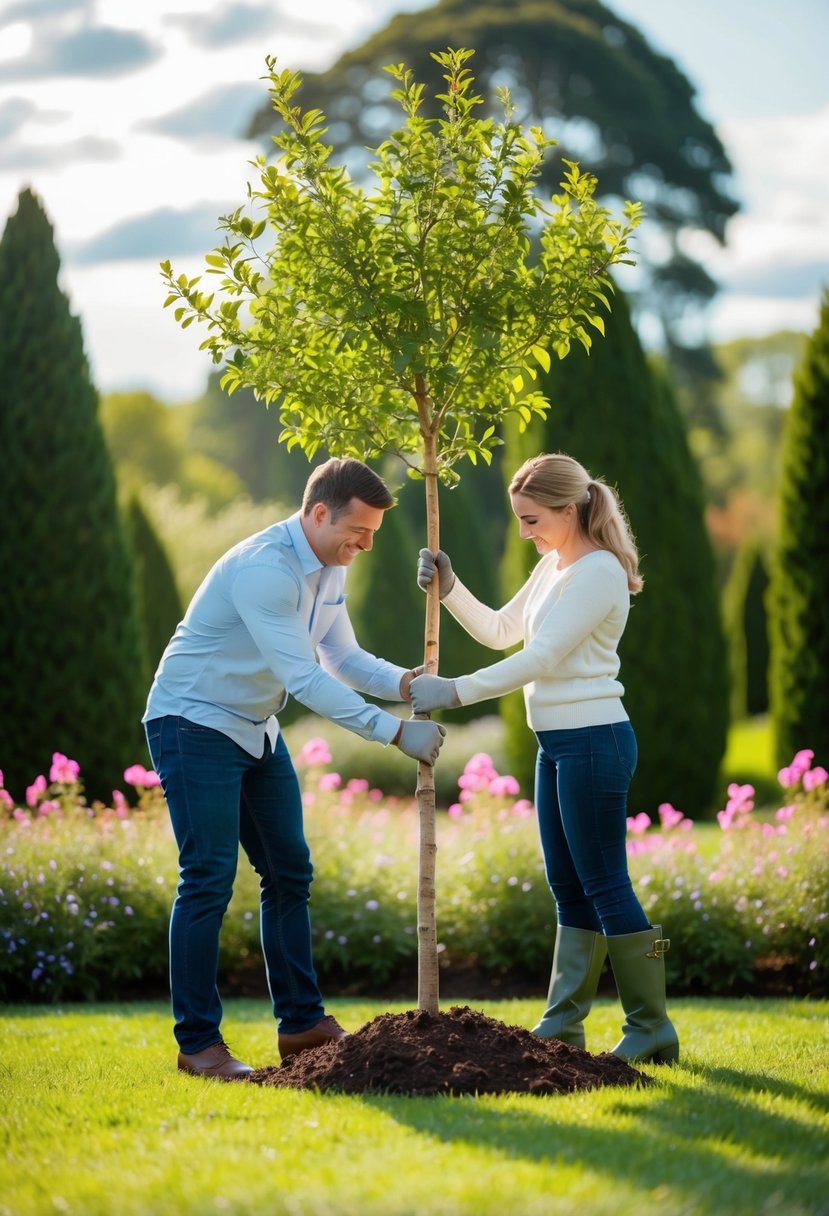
[510,491,573,555]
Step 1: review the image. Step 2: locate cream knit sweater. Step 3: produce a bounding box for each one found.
[445,548,631,730]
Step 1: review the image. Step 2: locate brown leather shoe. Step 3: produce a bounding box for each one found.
[278,1015,348,1059]
[177,1040,253,1081]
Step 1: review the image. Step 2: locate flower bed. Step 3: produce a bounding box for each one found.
[1,745,826,1002]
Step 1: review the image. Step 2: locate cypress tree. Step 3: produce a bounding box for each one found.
[123,493,184,690]
[722,537,770,721]
[769,291,829,767]
[500,290,728,816]
[0,189,146,800]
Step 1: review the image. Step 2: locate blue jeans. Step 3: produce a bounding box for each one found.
[145,716,325,1053]
[534,722,649,937]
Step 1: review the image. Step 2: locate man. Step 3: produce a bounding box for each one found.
[144,458,445,1080]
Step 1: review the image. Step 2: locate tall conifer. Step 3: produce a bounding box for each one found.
[0,189,145,799]
[123,493,184,690]
[769,292,829,766]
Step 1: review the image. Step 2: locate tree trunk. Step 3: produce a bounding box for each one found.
[416,382,441,1013]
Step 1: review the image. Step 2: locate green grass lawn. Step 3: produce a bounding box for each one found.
[2,997,828,1216]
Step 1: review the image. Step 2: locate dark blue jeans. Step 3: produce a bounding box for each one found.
[145,716,325,1053]
[534,721,649,937]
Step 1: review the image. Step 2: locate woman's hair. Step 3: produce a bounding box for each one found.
[302,458,394,519]
[508,453,643,593]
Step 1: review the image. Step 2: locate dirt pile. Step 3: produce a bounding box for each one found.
[248,1005,649,1096]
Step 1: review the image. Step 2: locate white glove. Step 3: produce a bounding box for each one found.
[395,720,447,765]
[409,674,461,714]
[417,549,455,599]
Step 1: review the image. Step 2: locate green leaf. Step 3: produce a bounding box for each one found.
[531,344,551,373]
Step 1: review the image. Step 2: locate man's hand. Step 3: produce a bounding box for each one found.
[399,664,430,702]
[409,674,461,714]
[417,549,455,599]
[394,719,447,765]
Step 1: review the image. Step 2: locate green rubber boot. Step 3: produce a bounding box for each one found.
[606,925,679,1064]
[532,925,607,1049]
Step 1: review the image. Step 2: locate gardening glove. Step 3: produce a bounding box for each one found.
[394,719,447,765]
[399,664,431,701]
[409,673,461,714]
[417,549,456,599]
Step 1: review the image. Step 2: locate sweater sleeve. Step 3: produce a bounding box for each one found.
[441,573,533,651]
[453,562,620,707]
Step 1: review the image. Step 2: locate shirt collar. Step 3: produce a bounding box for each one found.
[284,511,325,577]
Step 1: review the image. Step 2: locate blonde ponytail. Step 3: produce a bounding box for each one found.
[509,454,643,594]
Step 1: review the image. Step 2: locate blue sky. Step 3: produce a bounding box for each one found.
[0,0,826,401]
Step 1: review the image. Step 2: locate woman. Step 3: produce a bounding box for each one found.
[410,453,678,1064]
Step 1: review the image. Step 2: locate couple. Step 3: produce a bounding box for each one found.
[144,453,678,1080]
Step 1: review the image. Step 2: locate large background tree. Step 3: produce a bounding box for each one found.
[248,0,737,389]
[0,189,146,800]
[768,291,829,769]
[499,289,728,817]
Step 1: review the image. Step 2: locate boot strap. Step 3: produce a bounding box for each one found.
[647,937,670,958]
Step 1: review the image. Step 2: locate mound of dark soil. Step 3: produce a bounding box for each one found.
[248,1005,649,1096]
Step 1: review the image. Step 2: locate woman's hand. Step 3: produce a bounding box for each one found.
[416,549,455,599]
[409,673,461,713]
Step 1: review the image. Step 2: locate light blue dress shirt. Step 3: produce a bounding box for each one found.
[143,512,408,756]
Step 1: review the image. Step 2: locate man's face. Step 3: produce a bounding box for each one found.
[305,497,386,566]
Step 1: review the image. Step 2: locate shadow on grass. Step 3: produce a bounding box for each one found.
[361,1069,829,1215]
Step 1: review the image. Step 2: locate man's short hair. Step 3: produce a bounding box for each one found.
[301,457,394,519]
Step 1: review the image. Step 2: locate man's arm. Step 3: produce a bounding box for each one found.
[316,599,413,702]
[231,563,401,744]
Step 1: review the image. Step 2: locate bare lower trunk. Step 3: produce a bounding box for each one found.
[416,386,440,1014]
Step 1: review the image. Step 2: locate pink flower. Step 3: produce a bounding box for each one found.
[298,737,332,767]
[13,807,30,825]
[49,753,80,784]
[803,766,828,792]
[318,772,342,791]
[658,803,686,830]
[112,790,129,819]
[725,783,754,816]
[780,749,815,787]
[447,804,464,819]
[775,804,796,822]
[123,765,161,789]
[626,812,651,835]
[511,799,535,818]
[38,799,60,817]
[464,753,498,777]
[0,789,14,811]
[26,775,47,807]
[489,775,520,797]
[458,772,488,792]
